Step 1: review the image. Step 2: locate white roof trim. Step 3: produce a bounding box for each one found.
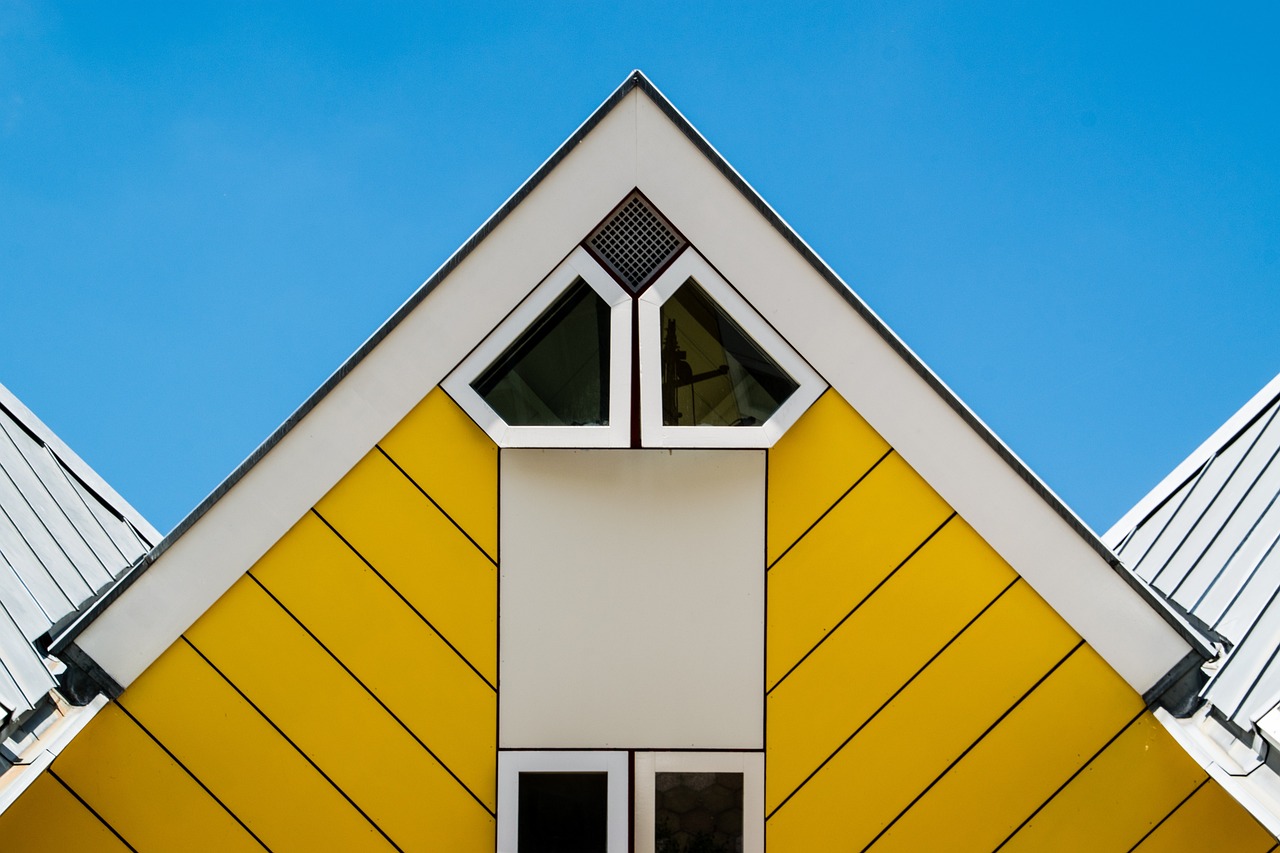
[64,71,1202,695]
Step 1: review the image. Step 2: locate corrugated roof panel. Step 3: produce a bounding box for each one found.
[1202,572,1280,728]
[1137,409,1276,594]
[1159,406,1280,608]
[0,421,113,593]
[0,554,50,641]
[0,604,53,717]
[1114,470,1200,577]
[0,504,78,620]
[1211,528,1280,642]
[62,468,148,575]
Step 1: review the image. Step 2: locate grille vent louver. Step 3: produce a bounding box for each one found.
[586,194,685,293]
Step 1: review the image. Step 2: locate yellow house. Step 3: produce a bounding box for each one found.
[0,72,1275,851]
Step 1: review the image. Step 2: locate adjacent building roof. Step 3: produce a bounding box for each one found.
[1107,371,1280,835]
[0,381,157,807]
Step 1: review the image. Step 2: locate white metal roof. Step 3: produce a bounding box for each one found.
[0,381,157,723]
[1107,371,1280,733]
[1107,371,1280,835]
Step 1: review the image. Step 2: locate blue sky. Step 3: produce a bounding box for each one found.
[1,2,1277,535]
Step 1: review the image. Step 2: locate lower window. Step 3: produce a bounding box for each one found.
[497,750,763,853]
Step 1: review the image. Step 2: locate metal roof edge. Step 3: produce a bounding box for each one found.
[0,381,160,544]
[54,69,1212,665]
[1104,371,1280,546]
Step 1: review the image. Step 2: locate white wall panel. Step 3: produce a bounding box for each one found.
[500,449,764,748]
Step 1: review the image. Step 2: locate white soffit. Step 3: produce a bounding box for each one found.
[66,72,1201,697]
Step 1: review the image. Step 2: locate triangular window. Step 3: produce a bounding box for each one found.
[658,280,799,427]
[638,249,823,448]
[445,196,824,449]
[472,279,610,427]
[443,249,632,448]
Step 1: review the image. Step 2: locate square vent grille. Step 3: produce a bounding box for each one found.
[586,194,685,294]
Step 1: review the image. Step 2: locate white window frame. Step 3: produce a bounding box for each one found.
[634,750,764,853]
[443,247,632,448]
[637,250,825,448]
[497,749,630,853]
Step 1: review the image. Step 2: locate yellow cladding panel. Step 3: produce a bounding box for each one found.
[251,512,496,808]
[1134,779,1276,852]
[0,772,130,851]
[316,449,497,684]
[185,576,495,850]
[50,703,261,851]
[767,451,952,687]
[767,389,890,565]
[869,645,1144,851]
[766,581,1080,849]
[767,519,1014,807]
[119,640,394,851]
[1001,713,1207,852]
[378,387,498,560]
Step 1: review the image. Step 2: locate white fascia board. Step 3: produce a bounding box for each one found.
[630,89,1194,694]
[73,90,643,688]
[1104,371,1280,548]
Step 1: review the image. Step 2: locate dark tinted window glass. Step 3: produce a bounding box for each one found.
[518,771,609,853]
[473,279,610,426]
[655,772,743,853]
[660,280,798,427]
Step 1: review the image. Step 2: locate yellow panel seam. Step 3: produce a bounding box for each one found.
[992,706,1149,852]
[768,447,895,571]
[246,572,497,818]
[310,508,497,691]
[47,768,138,852]
[768,512,957,694]
[859,639,1086,852]
[1125,776,1210,853]
[767,576,1021,822]
[375,445,497,566]
[180,636,407,852]
[112,698,271,851]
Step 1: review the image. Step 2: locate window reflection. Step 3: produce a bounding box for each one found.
[660,280,798,427]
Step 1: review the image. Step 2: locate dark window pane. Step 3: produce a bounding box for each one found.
[518,772,609,853]
[655,772,744,853]
[660,280,798,427]
[473,279,610,426]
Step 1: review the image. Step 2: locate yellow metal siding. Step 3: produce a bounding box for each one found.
[123,636,397,850]
[0,771,131,852]
[1133,778,1276,853]
[766,389,890,566]
[315,447,497,686]
[48,703,262,851]
[379,387,499,560]
[767,451,952,689]
[0,389,497,851]
[249,511,496,808]
[766,518,1014,807]
[765,389,1276,851]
